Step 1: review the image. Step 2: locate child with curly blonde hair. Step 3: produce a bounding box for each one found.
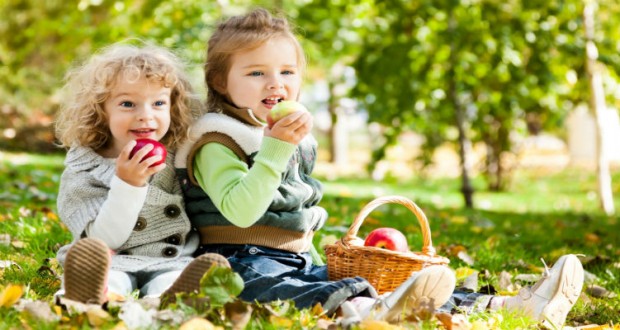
[55,42,229,306]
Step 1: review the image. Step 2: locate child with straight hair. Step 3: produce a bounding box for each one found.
[176,8,584,328]
[55,42,229,306]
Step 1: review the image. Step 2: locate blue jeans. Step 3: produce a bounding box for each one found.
[195,244,375,314]
[196,244,492,315]
[439,290,491,314]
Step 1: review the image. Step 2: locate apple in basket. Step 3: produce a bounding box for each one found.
[363,227,409,252]
[266,100,309,127]
[129,138,167,167]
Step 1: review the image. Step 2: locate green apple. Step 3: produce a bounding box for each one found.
[266,100,308,127]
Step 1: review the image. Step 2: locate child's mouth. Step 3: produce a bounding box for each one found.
[262,97,283,107]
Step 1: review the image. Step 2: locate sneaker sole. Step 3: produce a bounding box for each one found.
[63,238,110,305]
[540,255,584,329]
[380,265,456,322]
[160,253,230,306]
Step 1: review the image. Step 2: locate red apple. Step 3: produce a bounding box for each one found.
[129,138,167,167]
[266,100,308,127]
[363,227,409,252]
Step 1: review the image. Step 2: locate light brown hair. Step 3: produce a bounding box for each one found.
[204,8,306,112]
[55,42,202,151]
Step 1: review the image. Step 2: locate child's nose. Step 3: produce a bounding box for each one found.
[137,106,155,121]
[267,75,284,90]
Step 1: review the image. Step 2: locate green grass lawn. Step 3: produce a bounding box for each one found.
[1,151,619,328]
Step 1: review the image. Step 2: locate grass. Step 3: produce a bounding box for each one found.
[1,150,619,328]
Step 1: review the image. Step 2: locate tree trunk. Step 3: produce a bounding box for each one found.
[448,9,474,208]
[327,63,349,166]
[584,1,615,215]
[490,119,509,192]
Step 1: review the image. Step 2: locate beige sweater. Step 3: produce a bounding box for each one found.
[56,146,198,273]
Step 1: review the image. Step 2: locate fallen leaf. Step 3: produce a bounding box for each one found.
[460,272,479,292]
[45,211,59,221]
[574,325,620,329]
[359,319,406,330]
[470,319,491,330]
[449,216,468,224]
[585,232,601,243]
[436,312,472,330]
[586,284,617,298]
[87,307,111,327]
[0,260,17,269]
[0,284,23,307]
[225,300,252,330]
[118,301,156,329]
[107,291,127,303]
[0,234,10,246]
[11,240,26,249]
[498,271,517,292]
[454,267,477,280]
[448,245,467,256]
[154,309,185,324]
[316,318,336,329]
[179,317,217,330]
[269,315,293,327]
[22,300,60,323]
[457,250,475,266]
[364,216,380,225]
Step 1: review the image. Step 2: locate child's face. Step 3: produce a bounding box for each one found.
[102,75,172,157]
[225,36,302,121]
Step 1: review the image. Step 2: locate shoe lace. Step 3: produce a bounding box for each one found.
[540,258,551,278]
[520,258,551,298]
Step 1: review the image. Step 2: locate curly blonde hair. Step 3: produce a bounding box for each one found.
[205,8,306,112]
[55,42,202,151]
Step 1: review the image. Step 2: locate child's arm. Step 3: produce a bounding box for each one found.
[84,176,148,249]
[85,141,163,249]
[194,137,295,228]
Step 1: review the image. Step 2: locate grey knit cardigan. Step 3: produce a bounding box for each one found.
[56,146,198,273]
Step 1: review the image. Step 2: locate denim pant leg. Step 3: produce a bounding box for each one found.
[197,244,375,315]
[438,289,493,314]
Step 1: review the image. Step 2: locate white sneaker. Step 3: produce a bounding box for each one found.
[364,265,456,322]
[507,254,584,329]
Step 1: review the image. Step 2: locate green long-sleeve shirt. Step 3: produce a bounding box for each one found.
[193,137,296,228]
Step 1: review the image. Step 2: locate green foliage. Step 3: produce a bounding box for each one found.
[331,0,620,191]
[199,266,245,307]
[0,0,243,151]
[1,152,620,327]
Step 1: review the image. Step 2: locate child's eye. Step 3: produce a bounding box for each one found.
[120,101,134,108]
[282,70,295,75]
[154,100,167,107]
[248,71,263,77]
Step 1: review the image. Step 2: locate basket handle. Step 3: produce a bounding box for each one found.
[342,195,437,256]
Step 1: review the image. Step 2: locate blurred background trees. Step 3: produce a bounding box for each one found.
[1,0,619,210]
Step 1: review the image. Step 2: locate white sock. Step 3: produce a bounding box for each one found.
[349,296,378,318]
[488,296,507,310]
[489,296,522,311]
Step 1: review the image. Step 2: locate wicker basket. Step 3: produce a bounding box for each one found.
[324,195,449,294]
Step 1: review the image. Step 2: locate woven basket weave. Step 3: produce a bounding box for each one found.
[324,195,449,294]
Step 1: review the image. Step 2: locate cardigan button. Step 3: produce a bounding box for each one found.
[134,217,147,231]
[164,205,181,218]
[162,247,178,258]
[165,234,182,245]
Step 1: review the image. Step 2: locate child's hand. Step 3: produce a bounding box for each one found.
[264,110,313,145]
[115,140,166,187]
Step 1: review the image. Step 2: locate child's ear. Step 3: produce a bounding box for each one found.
[212,76,227,94]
